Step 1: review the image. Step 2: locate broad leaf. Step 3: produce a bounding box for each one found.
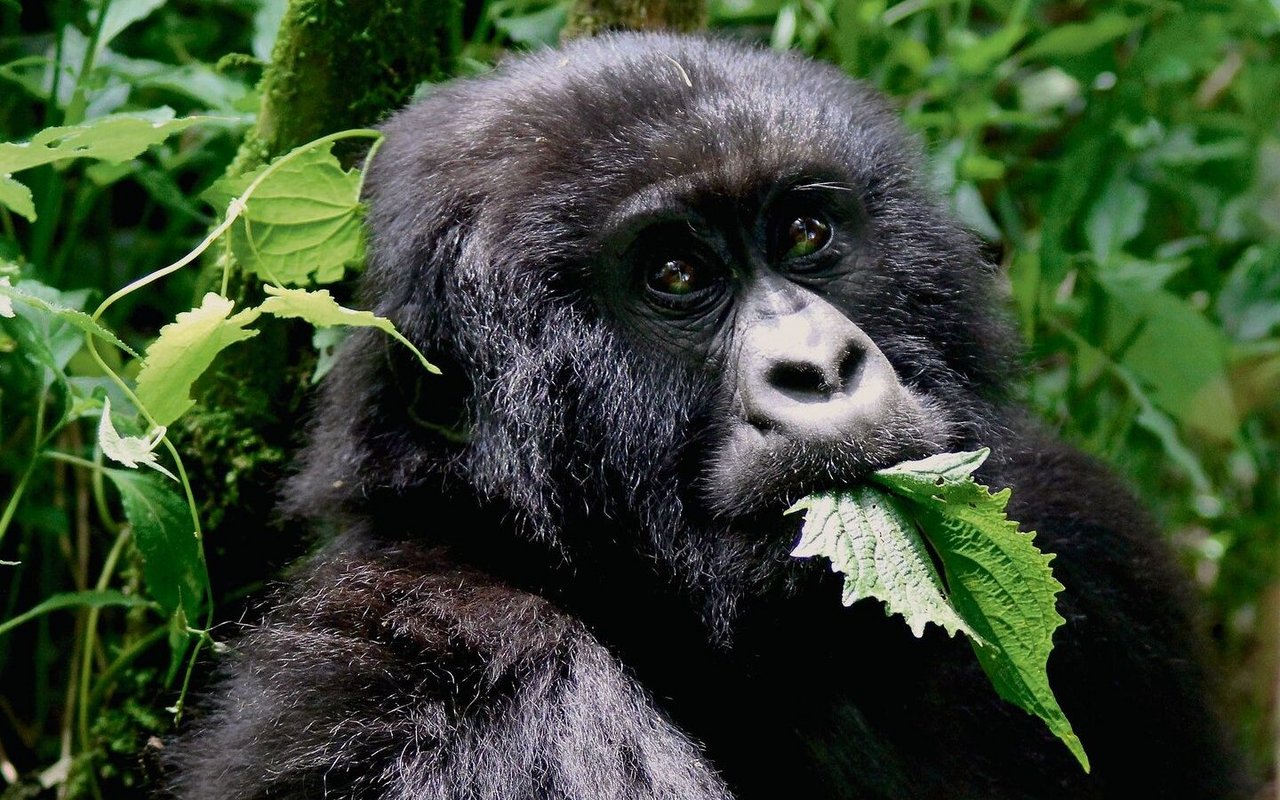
[0,109,200,220]
[789,486,978,640]
[1021,14,1140,61]
[873,450,1087,772]
[790,449,1089,772]
[90,0,167,58]
[0,176,34,220]
[1099,280,1237,440]
[0,278,137,356]
[134,293,261,426]
[258,285,438,372]
[1086,172,1149,268]
[103,469,206,622]
[203,142,365,285]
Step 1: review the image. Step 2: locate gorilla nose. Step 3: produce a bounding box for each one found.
[765,345,864,402]
[739,300,902,441]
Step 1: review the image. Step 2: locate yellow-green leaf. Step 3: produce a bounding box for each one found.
[134,293,261,427]
[258,285,438,373]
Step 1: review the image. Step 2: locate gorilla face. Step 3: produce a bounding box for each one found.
[596,171,953,518]
[292,33,1014,616]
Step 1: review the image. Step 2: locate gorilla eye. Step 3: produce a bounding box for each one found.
[647,258,710,297]
[782,216,832,260]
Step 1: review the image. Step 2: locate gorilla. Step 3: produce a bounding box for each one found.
[169,32,1250,799]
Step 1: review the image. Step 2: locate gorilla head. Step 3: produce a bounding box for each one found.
[286,34,1015,628]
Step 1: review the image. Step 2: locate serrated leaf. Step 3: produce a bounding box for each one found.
[791,449,1088,771]
[203,142,364,286]
[789,487,978,640]
[0,278,137,356]
[258,285,438,372]
[0,110,200,220]
[98,396,176,480]
[870,449,1089,771]
[134,293,261,426]
[102,469,206,622]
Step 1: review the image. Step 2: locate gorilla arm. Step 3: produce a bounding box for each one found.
[167,536,734,800]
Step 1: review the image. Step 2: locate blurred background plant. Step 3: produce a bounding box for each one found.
[0,0,1276,796]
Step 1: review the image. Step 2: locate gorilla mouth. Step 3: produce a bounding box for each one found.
[702,412,947,520]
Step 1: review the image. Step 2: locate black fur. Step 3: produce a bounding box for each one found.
[168,33,1249,799]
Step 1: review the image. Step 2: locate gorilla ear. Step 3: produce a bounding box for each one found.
[280,104,480,522]
[278,329,463,522]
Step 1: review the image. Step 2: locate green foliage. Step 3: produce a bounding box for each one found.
[0,2,437,791]
[134,294,262,427]
[0,111,202,220]
[101,469,205,623]
[710,0,1279,773]
[791,486,978,640]
[202,142,366,285]
[791,449,1087,771]
[0,0,1276,795]
[258,285,438,371]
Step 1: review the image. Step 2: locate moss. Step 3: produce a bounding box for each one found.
[190,1,461,556]
[564,0,706,38]
[250,0,461,163]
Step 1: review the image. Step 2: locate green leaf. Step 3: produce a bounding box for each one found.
[102,469,207,622]
[1218,244,1280,342]
[1021,13,1140,61]
[1099,280,1237,440]
[4,280,95,369]
[203,142,365,286]
[90,0,167,57]
[0,279,97,427]
[0,174,34,220]
[0,279,137,356]
[258,285,438,373]
[134,292,261,427]
[0,589,154,638]
[493,3,569,46]
[0,110,201,220]
[954,23,1026,74]
[1086,172,1148,267]
[873,450,1088,771]
[790,449,1089,771]
[788,487,979,640]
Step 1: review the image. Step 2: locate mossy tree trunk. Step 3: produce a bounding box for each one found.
[183,0,708,592]
[565,0,706,37]
[180,0,460,581]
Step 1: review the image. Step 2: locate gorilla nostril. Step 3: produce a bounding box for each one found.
[768,361,832,402]
[837,345,864,392]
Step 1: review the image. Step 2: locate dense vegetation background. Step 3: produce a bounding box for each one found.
[0,0,1276,796]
